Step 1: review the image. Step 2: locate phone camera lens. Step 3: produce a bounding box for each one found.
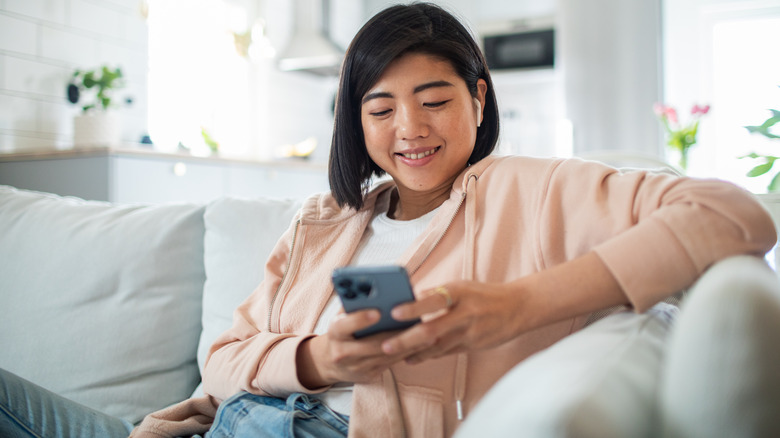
[357,282,372,296]
[344,290,357,299]
[336,278,352,289]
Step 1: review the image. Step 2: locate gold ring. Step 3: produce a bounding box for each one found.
[433,286,453,308]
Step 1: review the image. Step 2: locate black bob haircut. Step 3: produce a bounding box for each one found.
[328,2,500,210]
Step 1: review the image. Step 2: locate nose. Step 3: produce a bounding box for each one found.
[394,105,429,140]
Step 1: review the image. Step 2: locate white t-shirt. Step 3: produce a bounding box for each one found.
[312,191,439,416]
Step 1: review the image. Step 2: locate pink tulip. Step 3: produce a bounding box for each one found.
[653,103,678,123]
[666,107,678,124]
[691,104,710,116]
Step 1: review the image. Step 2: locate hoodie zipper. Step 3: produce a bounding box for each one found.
[267,218,301,332]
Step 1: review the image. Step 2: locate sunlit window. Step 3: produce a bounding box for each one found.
[147,0,258,157]
[687,14,780,193]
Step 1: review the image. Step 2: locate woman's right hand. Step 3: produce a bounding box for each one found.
[296,309,412,389]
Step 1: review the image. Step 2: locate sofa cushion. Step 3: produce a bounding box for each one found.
[456,303,676,438]
[660,255,780,437]
[193,196,302,396]
[756,193,780,270]
[0,186,205,424]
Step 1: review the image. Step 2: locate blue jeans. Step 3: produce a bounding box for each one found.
[206,391,349,438]
[0,368,133,438]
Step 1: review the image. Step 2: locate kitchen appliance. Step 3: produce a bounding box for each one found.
[277,0,343,76]
[482,18,555,70]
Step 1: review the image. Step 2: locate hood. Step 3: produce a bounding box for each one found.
[277,0,343,76]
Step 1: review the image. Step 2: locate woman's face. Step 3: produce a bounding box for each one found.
[360,52,487,197]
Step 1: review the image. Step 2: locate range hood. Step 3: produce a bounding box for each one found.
[277,0,343,76]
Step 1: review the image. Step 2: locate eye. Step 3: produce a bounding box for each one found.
[369,109,392,117]
[424,99,451,109]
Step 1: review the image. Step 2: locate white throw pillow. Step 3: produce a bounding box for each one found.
[0,186,205,424]
[456,303,676,438]
[195,196,302,391]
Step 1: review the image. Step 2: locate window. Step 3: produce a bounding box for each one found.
[665,1,780,193]
[147,0,255,157]
[704,15,780,192]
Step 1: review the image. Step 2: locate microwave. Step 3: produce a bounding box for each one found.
[483,28,555,70]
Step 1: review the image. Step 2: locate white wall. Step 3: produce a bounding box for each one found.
[559,0,662,156]
[0,0,148,152]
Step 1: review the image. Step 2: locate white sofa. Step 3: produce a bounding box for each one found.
[1,184,779,437]
[0,185,302,426]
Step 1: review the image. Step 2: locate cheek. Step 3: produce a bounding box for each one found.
[361,120,390,150]
[444,112,476,142]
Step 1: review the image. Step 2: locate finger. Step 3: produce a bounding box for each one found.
[404,331,469,364]
[381,312,462,356]
[392,287,454,321]
[329,309,380,339]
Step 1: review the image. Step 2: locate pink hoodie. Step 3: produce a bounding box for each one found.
[132,155,776,438]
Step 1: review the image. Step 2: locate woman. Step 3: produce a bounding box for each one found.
[191,3,774,437]
[1,3,775,438]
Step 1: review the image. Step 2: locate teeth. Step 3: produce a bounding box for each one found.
[402,148,437,160]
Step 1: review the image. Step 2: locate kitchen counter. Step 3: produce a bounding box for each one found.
[0,145,330,203]
[0,144,328,170]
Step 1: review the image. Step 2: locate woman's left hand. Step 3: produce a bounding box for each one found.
[380,280,529,364]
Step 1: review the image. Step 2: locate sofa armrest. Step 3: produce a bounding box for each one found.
[457,304,675,438]
[660,255,780,437]
[457,255,779,438]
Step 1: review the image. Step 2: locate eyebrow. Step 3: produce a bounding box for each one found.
[361,80,455,104]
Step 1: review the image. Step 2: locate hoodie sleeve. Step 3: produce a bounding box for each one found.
[537,158,777,312]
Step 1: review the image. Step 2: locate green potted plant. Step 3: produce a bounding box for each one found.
[741,106,780,192]
[66,65,127,147]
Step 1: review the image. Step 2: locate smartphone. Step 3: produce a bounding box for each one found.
[332,265,420,338]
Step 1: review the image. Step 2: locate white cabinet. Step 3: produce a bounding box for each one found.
[110,156,228,204]
[0,149,330,203]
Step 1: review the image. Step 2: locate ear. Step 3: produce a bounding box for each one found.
[474,79,487,128]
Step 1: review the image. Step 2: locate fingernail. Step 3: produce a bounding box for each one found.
[382,341,395,354]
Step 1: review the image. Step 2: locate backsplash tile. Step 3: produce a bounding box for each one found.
[0,0,148,153]
[0,14,37,54]
[69,0,125,41]
[39,25,100,66]
[38,100,73,135]
[3,0,67,25]
[4,57,69,96]
[0,94,36,131]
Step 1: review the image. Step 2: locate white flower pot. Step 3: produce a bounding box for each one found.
[73,112,121,147]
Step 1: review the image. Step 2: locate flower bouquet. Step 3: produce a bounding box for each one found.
[654,103,710,171]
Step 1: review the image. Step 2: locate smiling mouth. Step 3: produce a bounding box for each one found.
[398,146,441,160]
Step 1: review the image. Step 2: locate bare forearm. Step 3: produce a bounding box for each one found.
[515,251,628,332]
